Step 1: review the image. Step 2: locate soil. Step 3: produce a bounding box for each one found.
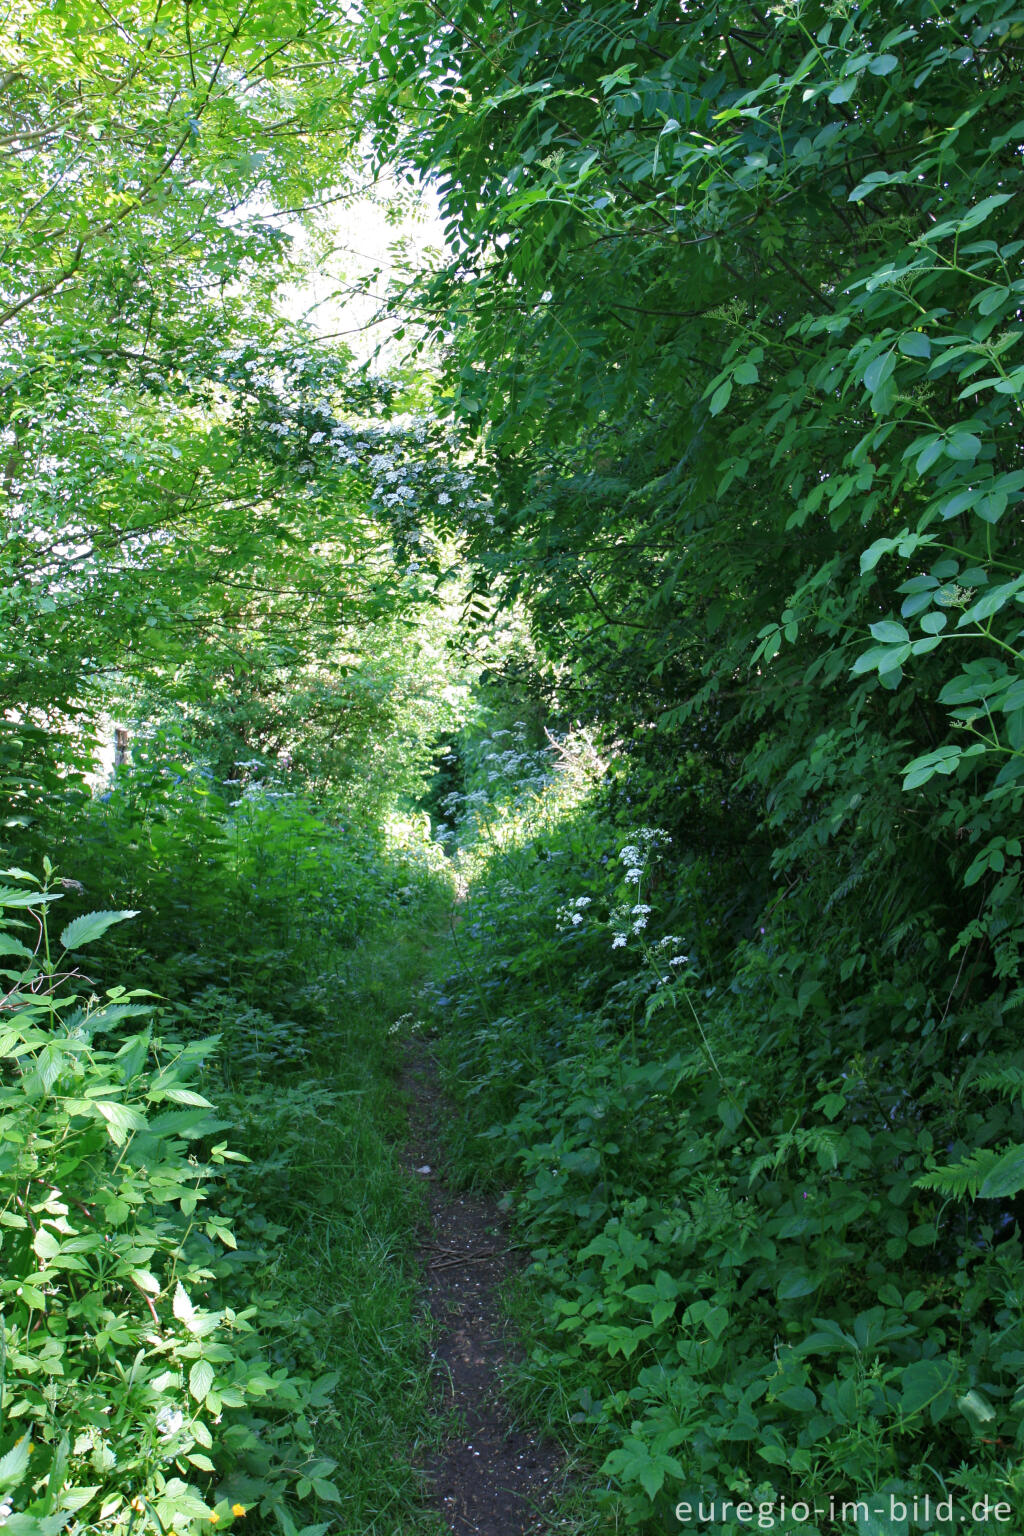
[401,1040,567,1536]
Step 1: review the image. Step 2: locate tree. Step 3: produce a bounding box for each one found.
[366,0,1024,970]
[0,0,465,837]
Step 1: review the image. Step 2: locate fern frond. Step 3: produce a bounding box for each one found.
[975,1065,1024,1100]
[915,1148,1005,1199]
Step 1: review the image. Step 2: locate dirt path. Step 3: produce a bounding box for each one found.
[402,1043,567,1535]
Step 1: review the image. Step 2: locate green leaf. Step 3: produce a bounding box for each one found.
[0,933,35,961]
[60,909,139,950]
[851,645,894,675]
[704,1305,728,1339]
[173,1282,198,1332]
[154,1087,215,1108]
[944,431,982,462]
[863,351,895,396]
[978,1144,1024,1199]
[958,578,1024,626]
[32,1227,61,1261]
[758,1445,789,1465]
[0,887,60,909]
[957,1389,996,1425]
[829,79,856,104]
[777,1269,817,1299]
[900,1359,953,1419]
[902,745,964,790]
[921,193,1013,240]
[637,1463,665,1499]
[915,437,944,475]
[956,192,1014,231]
[0,1435,31,1491]
[189,1359,215,1401]
[95,1100,148,1144]
[709,379,732,415]
[939,488,978,520]
[898,331,931,358]
[868,621,909,644]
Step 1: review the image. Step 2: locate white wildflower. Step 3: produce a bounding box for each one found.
[612,933,627,948]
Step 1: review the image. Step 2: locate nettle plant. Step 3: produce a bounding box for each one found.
[0,866,339,1536]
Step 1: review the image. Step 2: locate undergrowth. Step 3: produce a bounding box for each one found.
[426,725,1024,1536]
[0,740,453,1536]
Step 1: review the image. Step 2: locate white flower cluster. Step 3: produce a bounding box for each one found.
[555,894,592,932]
[609,899,649,942]
[608,828,672,947]
[654,934,689,967]
[438,726,557,844]
[251,392,491,560]
[619,827,671,871]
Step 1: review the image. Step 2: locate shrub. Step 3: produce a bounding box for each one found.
[0,867,342,1534]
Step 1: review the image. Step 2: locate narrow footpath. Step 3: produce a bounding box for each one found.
[401,1044,568,1536]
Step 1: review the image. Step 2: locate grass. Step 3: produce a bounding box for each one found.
[215,893,457,1535]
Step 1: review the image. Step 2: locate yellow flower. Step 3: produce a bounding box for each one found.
[209,1516,220,1526]
[231,1506,246,1518]
[131,1497,146,1513]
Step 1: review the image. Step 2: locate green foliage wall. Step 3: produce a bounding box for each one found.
[429,751,1024,1530]
[360,0,1024,1525]
[365,0,1024,1137]
[368,0,1024,958]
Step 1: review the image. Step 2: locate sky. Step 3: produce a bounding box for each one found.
[278,175,447,367]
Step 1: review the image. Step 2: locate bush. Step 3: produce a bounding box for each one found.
[431,759,1024,1533]
[0,868,345,1534]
